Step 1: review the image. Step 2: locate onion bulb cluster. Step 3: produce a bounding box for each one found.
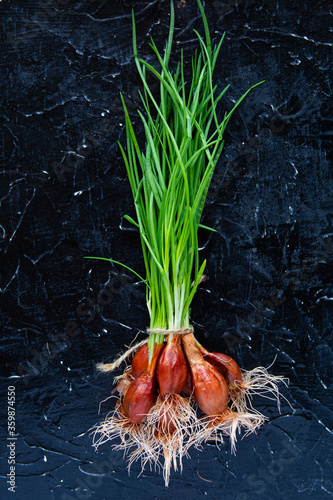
[92,332,287,486]
[121,334,241,423]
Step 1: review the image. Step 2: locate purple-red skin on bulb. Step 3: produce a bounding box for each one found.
[199,347,242,385]
[182,361,193,396]
[122,372,156,423]
[182,334,229,416]
[122,342,164,423]
[131,343,149,378]
[156,335,187,395]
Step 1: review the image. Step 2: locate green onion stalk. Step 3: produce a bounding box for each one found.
[120,0,262,363]
[91,0,288,486]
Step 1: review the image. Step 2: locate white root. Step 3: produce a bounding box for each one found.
[230,366,290,415]
[92,363,290,486]
[91,402,158,468]
[195,410,266,455]
[91,393,201,487]
[145,394,200,487]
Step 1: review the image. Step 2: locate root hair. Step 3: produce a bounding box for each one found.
[92,365,290,485]
[193,410,266,454]
[146,394,200,487]
[230,366,290,414]
[91,401,158,469]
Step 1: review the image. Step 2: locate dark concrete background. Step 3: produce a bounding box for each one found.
[0,0,332,499]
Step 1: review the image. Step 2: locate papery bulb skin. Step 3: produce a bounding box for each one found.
[182,334,229,416]
[113,368,132,396]
[123,341,164,423]
[200,348,242,385]
[122,372,156,423]
[191,360,229,415]
[132,343,149,378]
[156,335,187,395]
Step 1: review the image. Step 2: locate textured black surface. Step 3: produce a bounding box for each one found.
[0,0,332,499]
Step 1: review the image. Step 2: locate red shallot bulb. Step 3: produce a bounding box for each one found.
[122,372,156,423]
[156,334,187,395]
[131,343,149,378]
[182,334,229,416]
[122,342,164,423]
[200,347,242,385]
[182,362,193,396]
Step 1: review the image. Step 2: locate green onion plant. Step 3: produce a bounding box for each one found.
[91,2,288,486]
